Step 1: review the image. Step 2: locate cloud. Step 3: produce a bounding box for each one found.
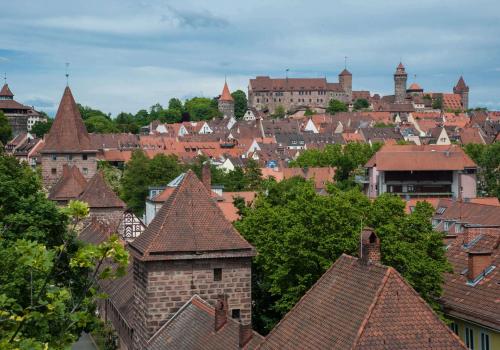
[24,97,55,108]
[0,56,8,62]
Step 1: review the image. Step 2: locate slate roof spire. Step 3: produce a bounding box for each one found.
[219,81,233,102]
[41,86,95,154]
[129,170,255,261]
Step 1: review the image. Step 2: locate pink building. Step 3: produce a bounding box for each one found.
[364,145,477,199]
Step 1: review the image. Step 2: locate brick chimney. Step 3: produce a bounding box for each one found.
[467,251,492,282]
[360,228,381,265]
[239,323,253,348]
[215,294,228,332]
[202,161,211,191]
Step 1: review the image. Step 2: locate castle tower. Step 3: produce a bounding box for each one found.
[39,86,97,188]
[394,62,408,104]
[218,81,235,119]
[0,83,14,101]
[338,68,352,102]
[129,171,256,349]
[453,76,469,110]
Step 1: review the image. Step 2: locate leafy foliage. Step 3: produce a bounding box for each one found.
[0,154,128,349]
[271,105,286,119]
[0,110,13,144]
[31,119,53,138]
[463,143,500,199]
[184,97,221,121]
[231,90,248,119]
[85,115,119,133]
[353,98,369,110]
[236,179,449,334]
[326,99,348,114]
[432,96,443,110]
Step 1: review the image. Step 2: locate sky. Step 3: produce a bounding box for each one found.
[0,0,499,116]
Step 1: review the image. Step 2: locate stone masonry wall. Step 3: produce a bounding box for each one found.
[41,153,97,188]
[132,259,149,350]
[83,207,124,227]
[133,257,252,347]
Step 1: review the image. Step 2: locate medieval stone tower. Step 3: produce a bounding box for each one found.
[394,62,408,104]
[453,76,469,110]
[40,86,97,188]
[130,171,255,349]
[338,68,353,102]
[218,81,235,119]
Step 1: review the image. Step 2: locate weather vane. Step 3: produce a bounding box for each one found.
[65,62,70,86]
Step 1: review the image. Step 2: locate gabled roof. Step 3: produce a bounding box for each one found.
[129,170,255,260]
[220,81,233,102]
[148,295,263,350]
[48,165,88,201]
[79,171,126,208]
[0,83,14,97]
[260,254,465,350]
[41,86,95,154]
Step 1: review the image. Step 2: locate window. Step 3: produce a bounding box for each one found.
[450,322,459,335]
[465,327,474,350]
[67,154,73,161]
[444,221,451,231]
[83,155,88,160]
[231,309,240,319]
[480,332,490,350]
[213,268,222,281]
[51,168,57,175]
[83,168,88,175]
[51,155,57,161]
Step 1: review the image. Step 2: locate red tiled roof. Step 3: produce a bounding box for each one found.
[459,127,486,145]
[365,145,476,171]
[48,165,88,201]
[339,68,352,76]
[250,77,342,92]
[408,82,422,90]
[454,76,468,91]
[129,170,255,260]
[0,99,30,110]
[0,83,14,97]
[434,199,500,226]
[283,167,335,190]
[79,171,126,208]
[442,94,463,111]
[219,81,233,101]
[260,254,465,349]
[41,87,95,154]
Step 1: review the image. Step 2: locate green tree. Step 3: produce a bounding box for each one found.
[0,154,128,349]
[0,110,13,144]
[31,119,53,138]
[115,112,139,134]
[98,161,123,193]
[353,98,369,110]
[120,151,183,215]
[326,99,348,114]
[85,115,118,133]
[432,96,443,110]
[236,180,449,334]
[134,109,150,127]
[304,108,314,116]
[77,104,110,120]
[464,143,500,199]
[272,105,286,119]
[231,90,248,119]
[168,98,183,112]
[184,97,221,121]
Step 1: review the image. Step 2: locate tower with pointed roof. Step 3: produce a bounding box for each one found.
[394,62,408,104]
[40,86,98,188]
[218,81,235,119]
[453,76,469,110]
[129,170,256,349]
[0,83,32,137]
[338,68,352,102]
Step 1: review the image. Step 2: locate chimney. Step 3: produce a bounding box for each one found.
[202,161,211,191]
[360,228,381,265]
[214,294,228,332]
[467,251,492,282]
[239,323,253,348]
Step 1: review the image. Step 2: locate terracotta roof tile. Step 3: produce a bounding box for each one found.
[0,83,14,97]
[41,87,95,153]
[129,170,255,260]
[79,171,126,208]
[48,165,88,201]
[220,81,233,101]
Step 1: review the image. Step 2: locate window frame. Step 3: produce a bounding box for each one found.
[213,268,222,282]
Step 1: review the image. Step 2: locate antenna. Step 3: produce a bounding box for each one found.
[65,62,70,86]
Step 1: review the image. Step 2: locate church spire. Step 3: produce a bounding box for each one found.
[220,80,233,101]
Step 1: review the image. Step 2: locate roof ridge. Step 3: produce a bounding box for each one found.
[349,265,391,350]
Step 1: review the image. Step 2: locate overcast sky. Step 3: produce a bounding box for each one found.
[1,0,499,116]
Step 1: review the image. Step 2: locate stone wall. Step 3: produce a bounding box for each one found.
[394,74,407,104]
[132,257,252,348]
[218,100,235,119]
[82,207,124,228]
[41,153,97,188]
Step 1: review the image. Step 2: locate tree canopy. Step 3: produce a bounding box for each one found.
[31,119,53,138]
[184,97,221,121]
[464,143,500,199]
[353,98,369,110]
[235,179,449,334]
[0,154,128,349]
[231,90,248,119]
[326,99,348,114]
[0,110,13,144]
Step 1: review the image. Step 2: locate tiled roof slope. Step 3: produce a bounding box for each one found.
[41,86,95,153]
[48,165,88,201]
[441,228,500,331]
[148,295,263,350]
[260,254,465,350]
[0,83,14,97]
[365,145,476,171]
[79,171,126,208]
[129,170,255,260]
[434,199,500,226]
[220,81,233,101]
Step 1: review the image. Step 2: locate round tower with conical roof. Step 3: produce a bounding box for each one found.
[394,62,408,104]
[218,81,235,119]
